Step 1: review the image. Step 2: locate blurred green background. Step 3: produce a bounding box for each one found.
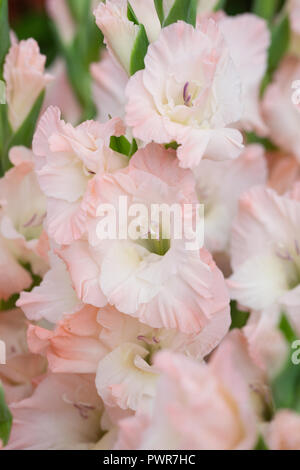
[9,0,57,65]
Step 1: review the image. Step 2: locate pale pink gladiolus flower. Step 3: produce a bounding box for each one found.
[43,60,81,125]
[194,144,267,254]
[66,143,231,335]
[94,0,220,73]
[94,306,232,413]
[292,79,300,111]
[27,304,109,373]
[0,309,46,405]
[27,290,230,413]
[4,39,52,131]
[32,106,127,245]
[218,14,270,135]
[267,151,300,195]
[17,251,83,324]
[5,374,102,450]
[266,410,300,450]
[262,56,300,162]
[195,13,270,135]
[91,51,128,122]
[115,331,261,450]
[94,0,141,74]
[126,20,244,168]
[0,147,48,300]
[228,184,300,335]
[27,306,158,413]
[244,311,288,379]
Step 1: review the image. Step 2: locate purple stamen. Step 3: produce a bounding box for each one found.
[137,335,160,345]
[23,212,46,229]
[137,335,153,345]
[183,82,191,105]
[73,403,95,420]
[23,214,37,228]
[34,213,46,227]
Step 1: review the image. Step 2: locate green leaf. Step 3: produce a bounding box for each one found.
[272,359,300,412]
[252,0,280,22]
[62,44,96,120]
[154,0,164,25]
[163,0,195,27]
[66,0,90,23]
[129,138,138,157]
[129,24,149,75]
[0,294,19,311]
[230,301,249,330]
[0,0,10,79]
[0,385,12,447]
[0,104,11,176]
[2,91,45,172]
[74,9,103,69]
[279,314,298,344]
[268,14,290,75]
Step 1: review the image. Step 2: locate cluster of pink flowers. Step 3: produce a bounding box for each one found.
[1,0,300,451]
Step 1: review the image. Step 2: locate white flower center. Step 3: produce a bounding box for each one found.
[161,73,216,127]
[275,240,300,289]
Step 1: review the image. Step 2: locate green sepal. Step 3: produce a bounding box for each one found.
[154,0,164,25]
[254,435,269,450]
[230,301,250,330]
[1,91,45,173]
[268,14,290,74]
[163,0,196,27]
[129,24,149,75]
[127,2,139,25]
[110,135,138,158]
